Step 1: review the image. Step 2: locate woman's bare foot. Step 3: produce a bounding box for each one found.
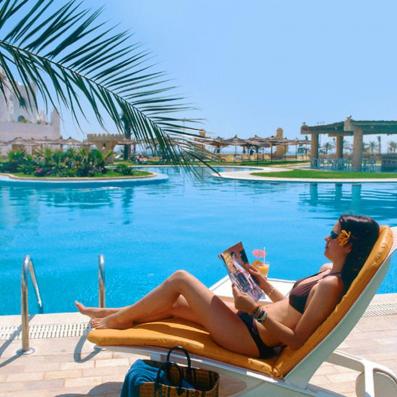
[75,301,118,319]
[90,313,133,330]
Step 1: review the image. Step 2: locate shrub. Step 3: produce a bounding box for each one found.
[114,164,133,175]
[2,148,108,177]
[4,150,29,172]
[34,167,47,177]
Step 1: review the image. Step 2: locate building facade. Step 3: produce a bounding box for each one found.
[0,73,61,155]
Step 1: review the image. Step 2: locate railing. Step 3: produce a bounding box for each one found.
[18,255,104,354]
[310,158,378,172]
[20,255,43,354]
[98,254,105,308]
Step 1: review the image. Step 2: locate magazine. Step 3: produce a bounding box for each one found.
[219,242,265,301]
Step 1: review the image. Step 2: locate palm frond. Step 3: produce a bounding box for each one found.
[0,0,213,167]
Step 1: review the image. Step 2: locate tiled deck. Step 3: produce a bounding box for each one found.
[1,294,396,397]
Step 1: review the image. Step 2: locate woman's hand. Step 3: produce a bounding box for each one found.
[231,284,257,313]
[247,266,267,290]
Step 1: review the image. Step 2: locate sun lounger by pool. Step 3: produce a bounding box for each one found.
[88,226,397,396]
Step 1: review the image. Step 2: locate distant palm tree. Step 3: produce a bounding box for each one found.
[322,142,334,155]
[0,0,207,168]
[368,141,377,155]
[388,141,397,153]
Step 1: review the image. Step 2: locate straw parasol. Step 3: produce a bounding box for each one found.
[115,137,137,145]
[62,136,82,146]
[6,137,40,146]
[205,136,228,154]
[223,135,248,155]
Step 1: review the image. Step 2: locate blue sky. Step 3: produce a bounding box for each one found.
[64,0,397,144]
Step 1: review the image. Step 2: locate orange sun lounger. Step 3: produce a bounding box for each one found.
[88,226,397,396]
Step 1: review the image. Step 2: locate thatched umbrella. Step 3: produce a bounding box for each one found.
[223,135,248,155]
[62,137,82,146]
[205,136,228,154]
[116,138,137,145]
[245,135,270,159]
[115,136,138,157]
[6,137,42,154]
[7,137,40,146]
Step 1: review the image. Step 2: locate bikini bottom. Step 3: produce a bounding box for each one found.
[237,311,277,359]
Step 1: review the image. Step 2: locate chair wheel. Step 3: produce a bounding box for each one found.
[356,370,397,397]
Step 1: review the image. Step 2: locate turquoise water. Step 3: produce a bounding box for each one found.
[0,167,396,315]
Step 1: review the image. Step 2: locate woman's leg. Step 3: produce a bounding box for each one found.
[91,270,260,356]
[75,301,121,318]
[134,296,237,325]
[76,297,236,323]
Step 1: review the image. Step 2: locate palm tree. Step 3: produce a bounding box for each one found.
[368,141,377,155]
[322,142,334,155]
[0,0,208,169]
[388,141,397,153]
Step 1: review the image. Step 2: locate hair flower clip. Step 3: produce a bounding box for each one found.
[337,229,351,246]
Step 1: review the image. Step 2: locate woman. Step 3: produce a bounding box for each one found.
[76,214,379,358]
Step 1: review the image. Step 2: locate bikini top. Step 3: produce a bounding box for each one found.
[289,271,342,314]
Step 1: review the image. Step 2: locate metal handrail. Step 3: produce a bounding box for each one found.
[20,255,43,354]
[98,254,105,308]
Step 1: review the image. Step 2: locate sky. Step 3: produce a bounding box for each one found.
[60,0,397,145]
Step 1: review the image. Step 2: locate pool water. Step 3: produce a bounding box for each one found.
[0,167,396,315]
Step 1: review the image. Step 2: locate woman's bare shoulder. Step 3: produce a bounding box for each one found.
[318,274,344,295]
[319,262,332,272]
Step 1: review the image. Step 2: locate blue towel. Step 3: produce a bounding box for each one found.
[120,359,195,397]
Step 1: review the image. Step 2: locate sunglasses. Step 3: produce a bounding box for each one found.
[329,230,339,239]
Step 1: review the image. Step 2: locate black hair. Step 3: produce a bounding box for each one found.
[339,214,380,292]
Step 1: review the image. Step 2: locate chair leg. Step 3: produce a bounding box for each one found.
[327,351,397,397]
[356,366,397,397]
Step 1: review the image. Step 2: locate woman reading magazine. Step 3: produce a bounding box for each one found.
[76,214,379,358]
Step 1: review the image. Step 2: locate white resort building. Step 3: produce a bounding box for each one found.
[0,74,61,156]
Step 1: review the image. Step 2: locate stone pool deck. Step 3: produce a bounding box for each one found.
[0,293,396,397]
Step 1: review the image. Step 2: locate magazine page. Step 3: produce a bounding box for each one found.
[219,242,265,302]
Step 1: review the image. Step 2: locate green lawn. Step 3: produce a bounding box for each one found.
[240,159,308,166]
[252,169,397,179]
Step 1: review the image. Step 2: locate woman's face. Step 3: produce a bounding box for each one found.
[324,222,352,262]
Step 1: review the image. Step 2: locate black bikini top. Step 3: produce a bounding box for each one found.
[289,271,342,314]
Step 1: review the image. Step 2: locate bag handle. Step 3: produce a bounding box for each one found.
[166,346,192,370]
[154,361,185,396]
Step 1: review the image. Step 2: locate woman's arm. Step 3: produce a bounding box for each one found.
[247,267,284,302]
[266,277,343,349]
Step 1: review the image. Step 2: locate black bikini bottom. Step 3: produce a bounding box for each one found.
[237,311,277,359]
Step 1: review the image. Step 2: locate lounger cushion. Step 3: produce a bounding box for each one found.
[88,317,278,376]
[88,226,393,379]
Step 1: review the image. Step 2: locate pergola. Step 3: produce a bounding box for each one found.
[301,117,397,171]
[85,133,138,153]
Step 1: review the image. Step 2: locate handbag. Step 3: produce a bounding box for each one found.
[120,346,219,397]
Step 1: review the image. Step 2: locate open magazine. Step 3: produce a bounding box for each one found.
[219,242,265,301]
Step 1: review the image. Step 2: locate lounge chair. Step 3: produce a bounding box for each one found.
[88,226,397,396]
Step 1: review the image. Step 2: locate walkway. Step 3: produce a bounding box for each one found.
[1,293,396,396]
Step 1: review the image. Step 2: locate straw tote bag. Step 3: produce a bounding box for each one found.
[121,346,219,397]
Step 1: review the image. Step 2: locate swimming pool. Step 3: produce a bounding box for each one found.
[0,167,396,315]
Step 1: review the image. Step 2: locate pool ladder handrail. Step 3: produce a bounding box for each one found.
[20,255,43,354]
[98,254,105,308]
[19,255,104,354]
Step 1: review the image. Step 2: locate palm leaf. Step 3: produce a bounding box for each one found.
[0,0,215,169]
